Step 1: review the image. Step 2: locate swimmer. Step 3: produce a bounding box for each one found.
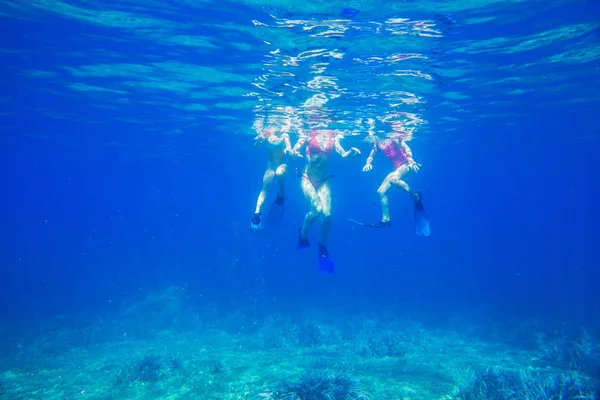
[251,121,300,232]
[293,125,361,274]
[360,123,430,236]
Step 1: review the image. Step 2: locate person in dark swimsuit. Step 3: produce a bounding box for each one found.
[292,128,360,273]
[362,126,430,235]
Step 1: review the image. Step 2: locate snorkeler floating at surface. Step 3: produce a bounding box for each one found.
[292,120,361,274]
[355,120,430,236]
[250,119,301,233]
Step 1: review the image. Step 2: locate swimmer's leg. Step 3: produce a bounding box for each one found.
[275,163,286,198]
[316,182,334,274]
[298,176,322,249]
[317,182,332,245]
[252,168,275,232]
[267,164,287,226]
[372,165,418,227]
[388,164,419,201]
[373,171,396,227]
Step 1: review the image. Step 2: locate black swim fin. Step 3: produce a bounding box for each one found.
[297,228,310,249]
[348,218,392,228]
[267,195,284,226]
[250,212,262,233]
[414,192,431,236]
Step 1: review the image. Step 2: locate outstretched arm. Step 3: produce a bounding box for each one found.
[362,143,377,172]
[334,135,361,158]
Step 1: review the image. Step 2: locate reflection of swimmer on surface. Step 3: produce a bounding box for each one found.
[250,120,301,232]
[360,122,430,236]
[293,125,361,274]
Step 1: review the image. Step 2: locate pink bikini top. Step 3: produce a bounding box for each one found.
[306,130,334,155]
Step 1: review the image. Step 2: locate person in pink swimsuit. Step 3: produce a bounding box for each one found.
[292,127,361,273]
[250,124,300,232]
[362,126,430,235]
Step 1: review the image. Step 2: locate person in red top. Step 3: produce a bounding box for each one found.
[361,122,430,235]
[292,125,360,274]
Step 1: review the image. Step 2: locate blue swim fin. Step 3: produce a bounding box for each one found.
[318,243,335,275]
[267,195,284,226]
[414,193,431,236]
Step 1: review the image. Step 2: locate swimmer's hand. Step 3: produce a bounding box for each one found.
[285,148,303,158]
[362,163,372,172]
[407,159,421,172]
[349,147,361,156]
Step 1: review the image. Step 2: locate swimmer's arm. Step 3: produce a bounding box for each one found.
[362,143,376,171]
[292,136,307,153]
[401,141,415,162]
[334,135,361,158]
[282,133,293,152]
[334,136,350,157]
[364,143,377,166]
[283,133,301,157]
[401,141,421,171]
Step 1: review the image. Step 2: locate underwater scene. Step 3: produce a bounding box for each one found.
[1,0,599,399]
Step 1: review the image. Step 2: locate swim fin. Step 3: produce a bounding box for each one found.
[318,243,335,275]
[297,228,310,249]
[348,218,392,228]
[414,192,431,236]
[267,195,284,226]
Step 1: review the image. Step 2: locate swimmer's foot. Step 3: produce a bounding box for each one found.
[318,243,335,275]
[267,195,285,226]
[297,228,310,249]
[250,213,262,233]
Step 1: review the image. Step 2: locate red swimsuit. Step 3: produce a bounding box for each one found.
[379,140,408,170]
[300,130,335,189]
[306,130,334,155]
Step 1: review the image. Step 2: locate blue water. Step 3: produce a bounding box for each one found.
[1,0,599,398]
